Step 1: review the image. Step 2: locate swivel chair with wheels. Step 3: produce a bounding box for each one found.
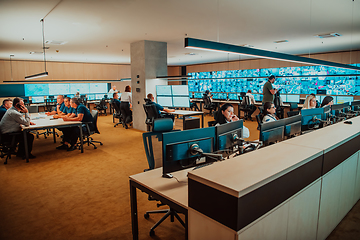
[111,100,123,127]
[142,118,184,236]
[120,102,132,129]
[78,110,103,149]
[202,95,216,115]
[95,99,108,116]
[143,103,160,131]
[0,129,20,165]
[274,95,284,119]
[238,95,253,121]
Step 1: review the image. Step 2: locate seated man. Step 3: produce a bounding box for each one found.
[244,90,257,119]
[57,98,94,151]
[46,95,65,116]
[112,92,121,109]
[0,97,36,159]
[53,97,76,119]
[147,93,175,121]
[0,98,13,121]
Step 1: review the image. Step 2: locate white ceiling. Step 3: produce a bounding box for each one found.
[0,0,359,66]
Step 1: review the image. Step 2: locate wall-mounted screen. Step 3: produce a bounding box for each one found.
[25,84,49,96]
[157,96,173,107]
[172,97,190,108]
[172,85,189,96]
[70,84,90,94]
[90,83,107,93]
[49,84,70,95]
[156,85,172,96]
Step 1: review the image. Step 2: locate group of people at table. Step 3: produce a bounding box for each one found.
[0,79,338,160]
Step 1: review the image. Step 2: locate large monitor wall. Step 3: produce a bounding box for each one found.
[188,64,360,96]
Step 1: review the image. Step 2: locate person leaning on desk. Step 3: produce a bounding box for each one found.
[262,75,278,105]
[46,95,65,116]
[0,98,13,121]
[53,97,76,119]
[0,97,36,159]
[262,102,278,123]
[56,98,94,151]
[147,93,175,121]
[215,103,250,138]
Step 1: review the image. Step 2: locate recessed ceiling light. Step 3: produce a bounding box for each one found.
[241,44,254,48]
[29,51,43,54]
[315,32,342,38]
[185,53,197,55]
[45,40,67,45]
[274,40,289,44]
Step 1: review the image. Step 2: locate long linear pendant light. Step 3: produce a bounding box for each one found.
[185,37,360,71]
[25,18,48,80]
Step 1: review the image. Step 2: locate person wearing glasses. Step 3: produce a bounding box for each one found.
[303,94,317,109]
[262,102,278,123]
[262,75,278,105]
[215,103,250,138]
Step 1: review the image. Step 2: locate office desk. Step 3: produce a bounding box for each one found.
[130,167,189,240]
[22,114,84,162]
[165,110,204,128]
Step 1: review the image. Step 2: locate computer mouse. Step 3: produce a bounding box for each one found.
[344,121,352,125]
[162,173,173,178]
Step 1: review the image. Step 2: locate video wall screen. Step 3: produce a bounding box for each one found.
[24,83,108,96]
[188,64,360,96]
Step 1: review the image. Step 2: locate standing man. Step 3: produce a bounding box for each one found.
[262,75,278,104]
[0,98,13,121]
[108,85,118,94]
[0,97,36,159]
[46,95,65,115]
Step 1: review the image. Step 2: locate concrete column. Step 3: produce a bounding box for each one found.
[130,40,168,131]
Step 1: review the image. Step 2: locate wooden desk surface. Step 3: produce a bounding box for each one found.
[188,141,322,198]
[130,167,190,209]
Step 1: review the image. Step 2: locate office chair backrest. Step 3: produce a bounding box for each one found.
[91,110,100,134]
[241,95,251,106]
[274,96,281,108]
[289,102,298,110]
[203,95,212,107]
[143,103,159,120]
[111,100,121,115]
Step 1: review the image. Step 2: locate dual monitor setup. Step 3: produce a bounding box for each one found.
[161,120,258,177]
[156,85,190,108]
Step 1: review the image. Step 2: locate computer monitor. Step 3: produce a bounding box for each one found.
[336,96,354,104]
[194,92,203,99]
[284,115,301,137]
[331,103,350,117]
[259,119,285,146]
[87,95,96,101]
[156,85,172,96]
[286,95,300,103]
[31,96,45,103]
[215,120,243,156]
[253,94,263,102]
[172,97,190,108]
[95,94,104,100]
[172,85,189,96]
[301,108,324,131]
[162,127,218,176]
[157,96,173,107]
[351,101,360,111]
[322,105,331,121]
[212,93,227,100]
[228,93,239,100]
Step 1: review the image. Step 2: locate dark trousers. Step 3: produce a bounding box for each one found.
[61,124,93,146]
[120,102,132,124]
[3,132,34,157]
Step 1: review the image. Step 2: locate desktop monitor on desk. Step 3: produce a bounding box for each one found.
[31,96,45,103]
[156,85,172,96]
[259,119,285,146]
[336,96,354,104]
[172,97,190,108]
[228,93,240,101]
[215,120,243,156]
[331,103,349,117]
[172,85,189,96]
[284,115,301,137]
[157,96,173,107]
[351,101,360,111]
[194,92,203,99]
[87,95,96,101]
[301,108,324,131]
[162,127,219,176]
[212,93,227,100]
[285,95,300,103]
[95,94,104,100]
[253,94,263,102]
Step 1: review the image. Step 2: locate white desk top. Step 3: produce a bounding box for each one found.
[166,110,204,115]
[130,168,190,209]
[22,113,81,130]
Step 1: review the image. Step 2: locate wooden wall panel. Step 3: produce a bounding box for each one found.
[168,66,181,76]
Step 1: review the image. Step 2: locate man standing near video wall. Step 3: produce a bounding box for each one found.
[262,75,278,104]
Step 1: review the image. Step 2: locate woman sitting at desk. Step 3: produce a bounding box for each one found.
[262,102,278,123]
[321,96,334,107]
[215,103,250,138]
[302,94,317,109]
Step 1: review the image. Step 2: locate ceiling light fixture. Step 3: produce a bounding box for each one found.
[184,37,360,71]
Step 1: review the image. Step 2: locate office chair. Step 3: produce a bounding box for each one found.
[255,114,262,130]
[111,100,122,127]
[142,118,184,236]
[202,95,216,115]
[289,102,298,111]
[143,103,160,131]
[287,110,300,117]
[207,110,218,127]
[78,110,103,149]
[274,95,284,119]
[0,128,20,165]
[28,105,38,113]
[95,99,108,116]
[120,102,132,129]
[238,95,253,121]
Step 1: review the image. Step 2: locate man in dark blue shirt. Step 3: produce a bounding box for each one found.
[147,93,175,121]
[53,97,76,119]
[0,98,12,121]
[57,98,94,151]
[46,95,65,115]
[113,93,121,109]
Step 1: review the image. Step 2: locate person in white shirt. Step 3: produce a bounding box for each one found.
[215,103,250,138]
[243,90,257,119]
[120,85,132,128]
[108,85,118,94]
[262,102,278,123]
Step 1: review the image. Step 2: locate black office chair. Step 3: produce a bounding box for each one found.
[238,95,253,121]
[289,102,298,111]
[256,114,262,130]
[142,118,184,236]
[143,103,160,131]
[203,95,216,115]
[111,100,122,127]
[207,110,218,127]
[120,102,132,129]
[0,128,20,165]
[78,110,103,149]
[95,99,108,116]
[287,110,300,117]
[274,95,284,119]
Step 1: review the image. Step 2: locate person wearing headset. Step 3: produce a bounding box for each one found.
[215,103,250,138]
[0,97,36,159]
